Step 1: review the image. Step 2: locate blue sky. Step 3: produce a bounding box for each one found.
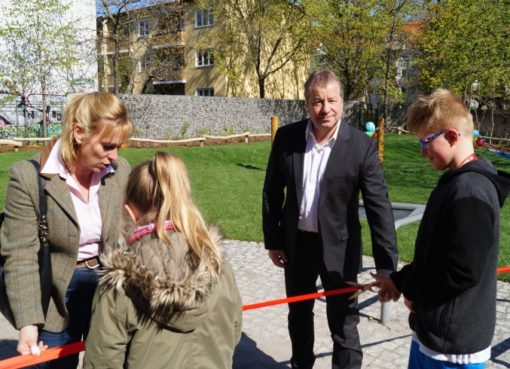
[96,0,177,16]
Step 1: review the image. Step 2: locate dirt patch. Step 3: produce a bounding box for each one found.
[126,135,270,148]
[0,135,271,152]
[0,144,43,153]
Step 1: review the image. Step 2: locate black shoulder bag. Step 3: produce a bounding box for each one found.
[0,160,53,327]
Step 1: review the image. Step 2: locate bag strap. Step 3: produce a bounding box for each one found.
[28,159,52,319]
[28,160,48,236]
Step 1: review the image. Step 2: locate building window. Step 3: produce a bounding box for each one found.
[196,88,214,97]
[195,8,213,28]
[177,18,185,31]
[121,24,130,38]
[138,55,151,72]
[139,20,150,37]
[174,54,185,69]
[196,49,214,67]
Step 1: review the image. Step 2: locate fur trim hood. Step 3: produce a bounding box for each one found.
[98,227,222,331]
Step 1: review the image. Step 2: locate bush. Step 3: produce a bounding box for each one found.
[0,124,62,139]
[0,125,17,139]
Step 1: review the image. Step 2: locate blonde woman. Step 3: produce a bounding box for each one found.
[0,92,134,368]
[83,152,242,369]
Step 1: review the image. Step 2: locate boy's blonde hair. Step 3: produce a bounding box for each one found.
[407,88,474,135]
[60,92,134,169]
[126,152,221,275]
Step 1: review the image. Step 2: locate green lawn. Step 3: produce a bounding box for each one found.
[2,134,510,278]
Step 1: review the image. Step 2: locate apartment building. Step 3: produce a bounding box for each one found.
[97,0,306,98]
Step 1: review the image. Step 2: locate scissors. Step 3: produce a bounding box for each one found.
[345,280,378,300]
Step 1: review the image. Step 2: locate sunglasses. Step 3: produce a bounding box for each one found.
[419,130,446,151]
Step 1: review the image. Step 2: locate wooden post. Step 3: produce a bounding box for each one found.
[271,116,279,143]
[377,117,385,166]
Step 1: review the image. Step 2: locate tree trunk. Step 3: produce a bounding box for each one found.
[113,44,120,94]
[131,72,150,94]
[382,46,392,122]
[259,77,265,98]
[383,78,389,121]
[490,83,496,141]
[41,92,48,138]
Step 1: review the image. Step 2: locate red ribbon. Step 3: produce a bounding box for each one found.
[0,341,84,369]
[242,286,360,311]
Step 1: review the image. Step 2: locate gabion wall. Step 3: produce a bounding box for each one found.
[119,95,419,140]
[120,95,309,139]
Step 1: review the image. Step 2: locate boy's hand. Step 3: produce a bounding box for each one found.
[370,273,401,302]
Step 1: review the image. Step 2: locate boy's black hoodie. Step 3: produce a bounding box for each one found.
[391,158,510,354]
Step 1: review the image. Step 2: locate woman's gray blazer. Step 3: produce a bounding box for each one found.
[0,143,130,331]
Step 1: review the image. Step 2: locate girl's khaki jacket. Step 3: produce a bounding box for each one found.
[0,141,130,331]
[83,229,242,369]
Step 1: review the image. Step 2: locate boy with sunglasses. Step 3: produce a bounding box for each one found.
[374,88,510,369]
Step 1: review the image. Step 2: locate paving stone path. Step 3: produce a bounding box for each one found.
[1,240,510,368]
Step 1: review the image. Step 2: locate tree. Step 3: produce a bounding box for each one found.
[202,0,310,98]
[97,0,185,94]
[416,0,510,136]
[305,0,419,109]
[304,0,389,101]
[0,0,82,137]
[372,0,420,121]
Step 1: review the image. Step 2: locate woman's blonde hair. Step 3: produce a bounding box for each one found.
[60,92,134,169]
[407,88,474,135]
[126,151,221,273]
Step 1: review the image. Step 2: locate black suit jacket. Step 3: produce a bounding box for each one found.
[262,119,398,279]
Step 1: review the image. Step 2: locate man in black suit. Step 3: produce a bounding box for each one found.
[262,70,398,369]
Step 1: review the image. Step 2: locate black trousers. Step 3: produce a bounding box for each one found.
[284,231,362,369]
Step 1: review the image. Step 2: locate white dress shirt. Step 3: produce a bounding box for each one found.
[298,120,340,232]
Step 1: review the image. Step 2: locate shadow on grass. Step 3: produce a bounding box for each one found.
[236,163,264,171]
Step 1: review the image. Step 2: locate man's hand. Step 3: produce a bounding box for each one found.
[18,325,47,356]
[404,297,414,312]
[268,250,288,268]
[370,273,401,303]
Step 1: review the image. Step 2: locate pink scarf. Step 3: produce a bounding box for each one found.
[127,220,175,245]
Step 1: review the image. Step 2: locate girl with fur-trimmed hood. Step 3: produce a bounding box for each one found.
[83,152,242,369]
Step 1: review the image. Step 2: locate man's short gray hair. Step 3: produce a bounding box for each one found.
[304,70,344,101]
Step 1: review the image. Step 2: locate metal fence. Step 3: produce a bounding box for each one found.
[0,94,65,138]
